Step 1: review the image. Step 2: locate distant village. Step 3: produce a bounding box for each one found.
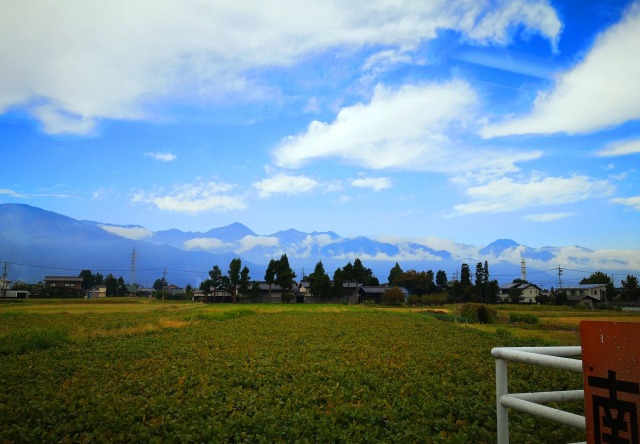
[2,255,639,307]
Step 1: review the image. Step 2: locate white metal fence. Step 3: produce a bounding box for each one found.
[491,346,586,444]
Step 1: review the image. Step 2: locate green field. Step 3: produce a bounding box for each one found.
[1,300,637,443]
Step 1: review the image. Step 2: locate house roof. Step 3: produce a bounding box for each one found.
[561,284,606,290]
[44,276,83,282]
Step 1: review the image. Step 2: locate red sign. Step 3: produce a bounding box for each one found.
[581,321,640,444]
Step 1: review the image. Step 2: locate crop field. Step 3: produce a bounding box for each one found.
[1,300,637,443]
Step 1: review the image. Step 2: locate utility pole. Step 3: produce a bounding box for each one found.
[1,262,7,300]
[162,268,166,300]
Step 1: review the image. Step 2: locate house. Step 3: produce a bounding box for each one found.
[44,276,84,297]
[86,285,107,298]
[357,286,409,304]
[165,284,183,295]
[499,283,540,303]
[561,284,607,307]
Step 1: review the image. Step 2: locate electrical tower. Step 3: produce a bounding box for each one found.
[557,266,563,288]
[520,258,527,282]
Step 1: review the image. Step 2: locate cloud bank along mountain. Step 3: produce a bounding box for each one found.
[0,203,639,288]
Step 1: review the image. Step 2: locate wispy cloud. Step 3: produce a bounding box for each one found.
[252,174,318,198]
[236,235,280,253]
[184,238,233,250]
[611,196,640,211]
[131,179,245,213]
[597,139,640,157]
[482,3,640,137]
[0,188,26,198]
[453,174,615,215]
[144,152,177,162]
[98,224,153,240]
[524,212,574,222]
[351,177,392,191]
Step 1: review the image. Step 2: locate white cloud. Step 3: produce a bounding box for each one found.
[252,174,318,197]
[597,139,640,157]
[131,179,245,214]
[144,152,177,162]
[351,177,392,191]
[332,247,444,263]
[482,3,640,137]
[0,189,26,198]
[183,237,233,250]
[274,80,540,174]
[465,0,561,49]
[453,174,615,215]
[236,235,280,253]
[0,0,561,134]
[523,212,573,222]
[98,224,154,240]
[611,196,640,210]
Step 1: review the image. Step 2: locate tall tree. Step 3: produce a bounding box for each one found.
[352,258,373,284]
[228,258,242,303]
[79,269,95,290]
[265,259,278,302]
[275,254,296,299]
[239,266,250,300]
[332,268,345,299]
[475,262,484,286]
[153,277,167,291]
[397,270,435,296]
[309,261,331,299]
[460,263,472,287]
[117,276,126,296]
[435,270,448,291]
[209,265,224,288]
[105,274,118,297]
[621,275,640,301]
[483,261,490,284]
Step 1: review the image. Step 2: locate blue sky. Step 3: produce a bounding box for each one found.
[1,0,639,256]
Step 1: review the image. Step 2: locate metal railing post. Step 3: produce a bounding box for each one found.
[496,357,509,444]
[492,346,584,444]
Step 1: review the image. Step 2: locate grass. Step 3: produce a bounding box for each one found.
[1,299,637,442]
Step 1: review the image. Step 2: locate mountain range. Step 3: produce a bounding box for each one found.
[0,203,638,288]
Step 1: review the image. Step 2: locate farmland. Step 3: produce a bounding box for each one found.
[1,300,638,442]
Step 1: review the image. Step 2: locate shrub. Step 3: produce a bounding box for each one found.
[408,294,421,305]
[381,287,405,306]
[508,312,540,324]
[421,293,448,305]
[457,303,497,324]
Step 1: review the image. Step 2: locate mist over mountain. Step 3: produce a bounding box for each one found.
[0,204,638,288]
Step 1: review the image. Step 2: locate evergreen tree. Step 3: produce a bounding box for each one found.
[105,274,118,297]
[332,268,345,299]
[209,265,224,288]
[435,270,448,291]
[460,263,472,287]
[621,275,640,301]
[265,259,277,302]
[228,258,242,303]
[310,261,331,299]
[239,266,251,300]
[275,254,296,299]
[388,263,403,286]
[79,269,95,290]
